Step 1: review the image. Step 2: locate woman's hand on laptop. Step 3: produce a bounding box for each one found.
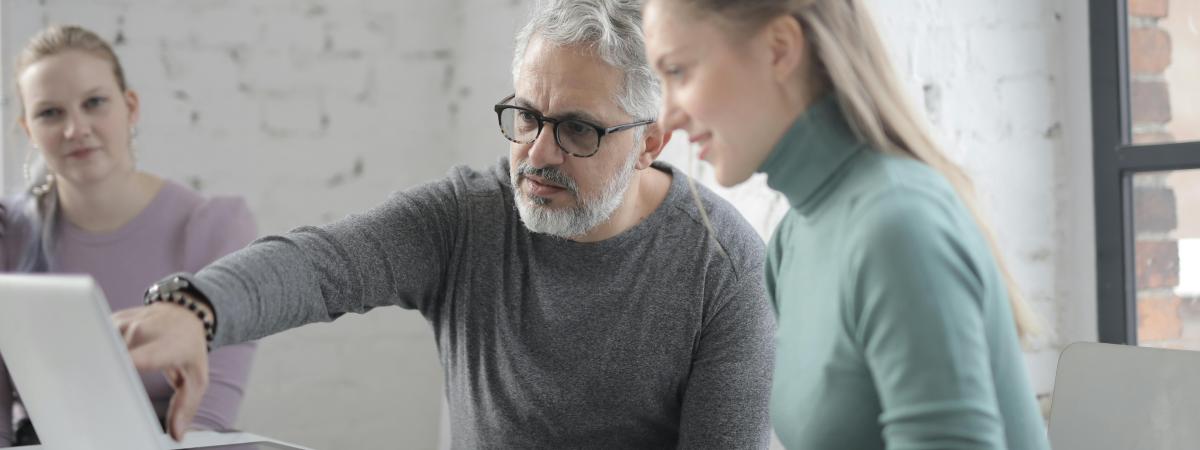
[113,302,210,442]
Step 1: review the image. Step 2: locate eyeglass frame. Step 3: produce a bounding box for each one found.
[493,94,655,158]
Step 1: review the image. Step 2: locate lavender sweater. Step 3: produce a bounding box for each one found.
[0,180,258,446]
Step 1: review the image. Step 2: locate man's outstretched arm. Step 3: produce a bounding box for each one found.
[115,175,463,440]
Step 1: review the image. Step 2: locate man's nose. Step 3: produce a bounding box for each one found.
[527,122,565,168]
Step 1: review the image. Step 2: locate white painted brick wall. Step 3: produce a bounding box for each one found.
[0,0,1096,448]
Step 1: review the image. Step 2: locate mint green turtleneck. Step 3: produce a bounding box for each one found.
[761,96,1050,450]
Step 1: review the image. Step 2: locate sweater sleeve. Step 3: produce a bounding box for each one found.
[676,264,776,449]
[182,197,260,430]
[845,189,1006,450]
[176,172,461,347]
[676,204,777,449]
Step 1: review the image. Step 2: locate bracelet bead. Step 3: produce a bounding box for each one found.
[143,277,216,352]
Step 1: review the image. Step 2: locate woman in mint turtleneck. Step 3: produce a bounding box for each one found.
[643,0,1050,449]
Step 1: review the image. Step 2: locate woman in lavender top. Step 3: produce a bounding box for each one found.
[0,25,257,446]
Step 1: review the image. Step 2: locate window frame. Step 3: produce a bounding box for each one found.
[1091,0,1200,344]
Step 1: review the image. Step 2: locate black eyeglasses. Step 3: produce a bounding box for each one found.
[493,94,654,158]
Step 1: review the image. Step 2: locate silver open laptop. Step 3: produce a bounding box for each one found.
[0,274,306,450]
[1048,341,1200,450]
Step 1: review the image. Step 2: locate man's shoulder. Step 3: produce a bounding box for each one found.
[657,163,759,238]
[386,159,509,211]
[654,162,765,271]
[381,159,513,226]
[442,158,512,197]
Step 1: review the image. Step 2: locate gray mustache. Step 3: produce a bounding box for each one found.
[518,161,578,194]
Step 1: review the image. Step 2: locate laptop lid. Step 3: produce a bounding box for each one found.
[1048,342,1200,450]
[0,274,168,450]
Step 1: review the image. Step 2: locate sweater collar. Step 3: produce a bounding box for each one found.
[760,94,866,215]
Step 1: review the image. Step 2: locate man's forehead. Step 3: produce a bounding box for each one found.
[510,89,616,125]
[514,37,626,121]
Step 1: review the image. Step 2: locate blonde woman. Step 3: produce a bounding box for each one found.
[0,25,257,445]
[642,0,1050,448]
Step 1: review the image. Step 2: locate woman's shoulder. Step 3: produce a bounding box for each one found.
[835,155,983,260]
[843,153,966,223]
[159,181,258,271]
[157,180,255,229]
[188,195,255,230]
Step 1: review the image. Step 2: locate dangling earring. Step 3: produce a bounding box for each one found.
[31,174,55,197]
[129,125,139,163]
[23,148,37,184]
[24,148,55,197]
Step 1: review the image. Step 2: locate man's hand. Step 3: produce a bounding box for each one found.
[113,301,210,441]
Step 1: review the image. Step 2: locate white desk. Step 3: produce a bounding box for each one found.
[22,431,313,450]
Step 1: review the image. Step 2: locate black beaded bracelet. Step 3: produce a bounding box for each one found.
[144,276,216,351]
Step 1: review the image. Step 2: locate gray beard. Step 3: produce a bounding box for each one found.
[511,151,640,239]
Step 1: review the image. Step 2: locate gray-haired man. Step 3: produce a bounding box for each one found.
[118,1,774,448]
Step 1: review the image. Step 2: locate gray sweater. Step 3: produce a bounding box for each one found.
[181,159,775,449]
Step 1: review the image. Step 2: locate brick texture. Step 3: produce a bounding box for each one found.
[1139,295,1183,342]
[1130,0,1169,18]
[1128,0,1188,351]
[1130,26,1172,74]
[1131,80,1173,125]
[1134,184,1179,234]
[1135,240,1181,289]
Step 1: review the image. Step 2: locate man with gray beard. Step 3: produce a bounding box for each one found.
[115,1,775,448]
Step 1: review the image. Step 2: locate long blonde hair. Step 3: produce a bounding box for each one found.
[672,0,1043,340]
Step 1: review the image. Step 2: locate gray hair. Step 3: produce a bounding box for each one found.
[512,0,661,122]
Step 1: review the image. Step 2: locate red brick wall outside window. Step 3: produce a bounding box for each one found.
[1130,0,1200,349]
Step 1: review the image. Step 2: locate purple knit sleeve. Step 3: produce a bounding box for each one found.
[182,196,259,430]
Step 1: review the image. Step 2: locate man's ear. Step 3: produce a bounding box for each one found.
[636,122,669,170]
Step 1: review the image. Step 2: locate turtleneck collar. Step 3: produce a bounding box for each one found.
[760,94,868,216]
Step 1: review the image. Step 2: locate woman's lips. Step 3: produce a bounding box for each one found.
[66,147,97,159]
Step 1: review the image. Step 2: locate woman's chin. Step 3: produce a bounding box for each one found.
[713,166,752,188]
[58,167,118,188]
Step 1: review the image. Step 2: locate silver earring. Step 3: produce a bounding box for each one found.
[23,148,37,184]
[30,173,55,197]
[24,148,55,197]
[129,126,140,162]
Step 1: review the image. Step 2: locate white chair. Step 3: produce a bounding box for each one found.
[1048,342,1200,450]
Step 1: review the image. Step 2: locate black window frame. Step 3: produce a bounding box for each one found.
[1092,0,1200,344]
